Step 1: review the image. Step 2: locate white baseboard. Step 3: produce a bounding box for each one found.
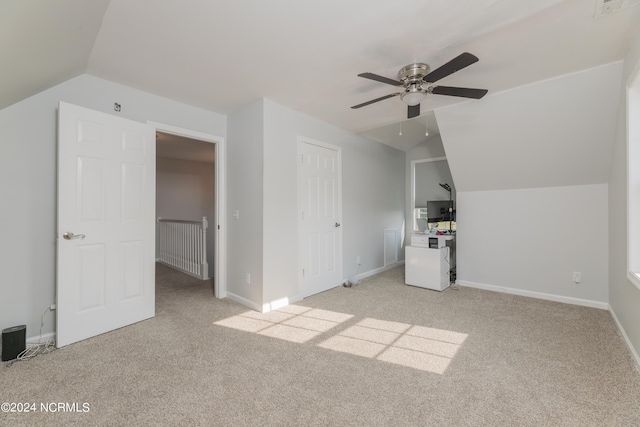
[224,292,263,312]
[224,291,304,314]
[26,332,56,346]
[609,306,640,371]
[225,262,407,314]
[352,260,405,282]
[262,295,303,313]
[456,280,609,310]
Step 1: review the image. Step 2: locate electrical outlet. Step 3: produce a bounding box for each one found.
[246,273,251,284]
[573,272,582,284]
[357,256,361,265]
[233,210,240,220]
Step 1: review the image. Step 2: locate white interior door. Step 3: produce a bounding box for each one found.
[56,102,155,347]
[299,140,343,297]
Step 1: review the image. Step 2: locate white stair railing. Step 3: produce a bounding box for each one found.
[156,217,208,280]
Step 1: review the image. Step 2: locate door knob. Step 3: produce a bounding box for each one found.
[63,232,85,240]
[335,222,341,228]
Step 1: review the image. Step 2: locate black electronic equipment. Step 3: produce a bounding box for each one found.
[427,200,454,223]
[2,325,26,361]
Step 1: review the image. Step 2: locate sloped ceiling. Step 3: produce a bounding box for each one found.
[0,0,110,108]
[1,0,639,153]
[436,62,623,191]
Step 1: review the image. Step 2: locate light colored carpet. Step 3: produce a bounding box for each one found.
[2,264,640,426]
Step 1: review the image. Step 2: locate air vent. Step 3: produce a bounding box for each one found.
[595,0,640,17]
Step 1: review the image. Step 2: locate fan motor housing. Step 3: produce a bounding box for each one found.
[397,63,430,84]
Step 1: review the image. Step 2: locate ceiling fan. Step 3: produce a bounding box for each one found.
[351,52,488,119]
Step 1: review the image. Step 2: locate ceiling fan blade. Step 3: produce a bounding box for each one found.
[351,93,401,109]
[430,86,488,99]
[424,52,479,83]
[408,104,420,119]
[358,72,403,86]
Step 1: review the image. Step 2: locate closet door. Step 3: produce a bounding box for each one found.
[299,140,343,297]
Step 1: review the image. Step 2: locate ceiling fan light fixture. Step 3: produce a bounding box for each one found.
[401,88,426,106]
[402,92,426,106]
[400,84,427,107]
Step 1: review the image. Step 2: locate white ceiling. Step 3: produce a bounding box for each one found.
[2,0,640,150]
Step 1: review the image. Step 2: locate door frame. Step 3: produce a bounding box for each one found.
[409,157,447,235]
[297,136,343,298]
[149,121,226,298]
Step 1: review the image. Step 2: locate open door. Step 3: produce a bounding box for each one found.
[56,102,155,347]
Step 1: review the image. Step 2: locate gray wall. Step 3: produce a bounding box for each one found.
[433,65,619,308]
[609,28,640,361]
[414,160,456,209]
[0,74,226,340]
[263,99,405,306]
[226,98,406,310]
[226,99,265,306]
[456,184,608,305]
[156,157,215,275]
[405,134,447,160]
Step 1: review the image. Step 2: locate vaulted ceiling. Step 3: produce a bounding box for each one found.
[2,0,640,151]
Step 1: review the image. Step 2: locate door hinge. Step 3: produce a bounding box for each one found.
[217,225,220,230]
[302,268,305,277]
[301,153,304,163]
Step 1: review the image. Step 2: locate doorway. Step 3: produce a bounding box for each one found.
[56,105,227,348]
[410,157,456,233]
[151,122,226,299]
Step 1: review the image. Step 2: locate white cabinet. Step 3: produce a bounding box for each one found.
[405,246,450,291]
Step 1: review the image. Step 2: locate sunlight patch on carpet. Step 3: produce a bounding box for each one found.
[318,318,468,374]
[214,308,467,374]
[214,305,353,343]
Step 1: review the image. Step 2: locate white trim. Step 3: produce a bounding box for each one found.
[297,135,342,151]
[352,260,405,282]
[410,157,447,232]
[261,295,304,313]
[26,332,56,346]
[225,292,304,314]
[628,271,640,290]
[609,306,640,372]
[412,157,447,165]
[148,121,227,299]
[383,229,399,266]
[626,67,640,291]
[456,280,609,310]
[224,292,263,312]
[628,56,640,88]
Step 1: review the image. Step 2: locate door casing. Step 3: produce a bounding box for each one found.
[149,121,227,298]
